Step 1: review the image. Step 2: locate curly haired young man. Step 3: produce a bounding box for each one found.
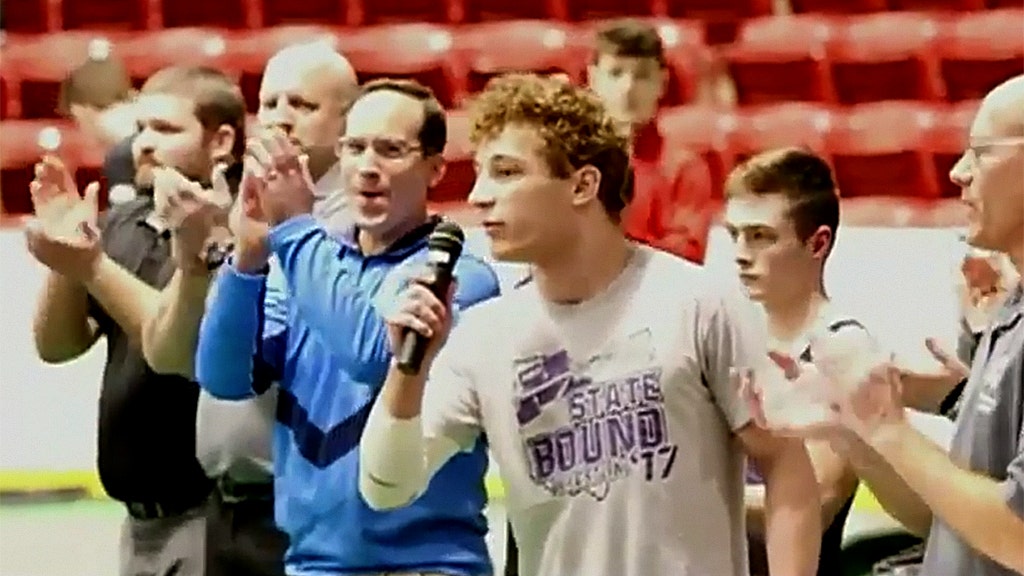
[358,74,823,576]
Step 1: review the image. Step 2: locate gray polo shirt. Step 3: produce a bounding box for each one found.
[921,283,1024,576]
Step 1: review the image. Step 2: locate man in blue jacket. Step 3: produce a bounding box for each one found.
[195,78,500,576]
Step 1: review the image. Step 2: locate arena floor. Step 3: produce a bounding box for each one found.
[0,498,909,576]
[0,500,510,576]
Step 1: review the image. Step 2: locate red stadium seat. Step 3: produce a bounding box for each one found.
[925,99,979,198]
[887,0,986,10]
[221,26,345,111]
[827,102,941,198]
[119,28,231,83]
[578,18,709,106]
[347,24,462,109]
[731,102,835,161]
[937,10,1024,103]
[454,21,587,101]
[160,0,252,28]
[664,0,773,45]
[725,15,836,106]
[62,0,148,30]
[0,120,106,216]
[260,0,347,27]
[564,0,655,20]
[829,13,946,104]
[350,0,455,25]
[1,32,134,119]
[987,0,1024,7]
[463,0,559,22]
[3,0,49,32]
[432,108,476,204]
[657,105,736,198]
[790,0,887,13]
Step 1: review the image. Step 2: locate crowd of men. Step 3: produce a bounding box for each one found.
[22,17,1024,576]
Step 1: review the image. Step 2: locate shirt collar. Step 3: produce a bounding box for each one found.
[335,215,443,261]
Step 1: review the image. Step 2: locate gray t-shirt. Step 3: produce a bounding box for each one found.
[921,284,1024,575]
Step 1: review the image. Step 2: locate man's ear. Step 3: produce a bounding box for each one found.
[808,225,833,259]
[427,154,447,189]
[209,124,237,163]
[570,165,602,208]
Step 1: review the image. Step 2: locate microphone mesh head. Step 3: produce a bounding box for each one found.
[429,221,465,261]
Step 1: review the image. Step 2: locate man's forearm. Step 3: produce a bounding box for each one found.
[33,271,98,363]
[835,434,934,536]
[83,254,161,346]
[758,440,821,576]
[359,363,455,510]
[868,421,1024,571]
[141,269,212,378]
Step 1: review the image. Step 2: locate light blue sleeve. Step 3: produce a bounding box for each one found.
[194,260,288,400]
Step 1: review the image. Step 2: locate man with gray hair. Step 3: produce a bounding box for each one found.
[141,43,359,576]
[747,74,1024,576]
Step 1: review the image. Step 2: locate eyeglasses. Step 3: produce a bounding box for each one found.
[966,136,1024,159]
[335,136,422,161]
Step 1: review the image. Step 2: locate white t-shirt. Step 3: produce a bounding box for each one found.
[422,246,768,576]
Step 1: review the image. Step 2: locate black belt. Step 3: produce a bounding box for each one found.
[217,475,273,503]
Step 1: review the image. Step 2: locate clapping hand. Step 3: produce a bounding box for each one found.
[739,328,906,441]
[245,129,315,227]
[24,155,103,282]
[155,165,232,275]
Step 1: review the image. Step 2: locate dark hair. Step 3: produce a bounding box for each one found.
[355,78,447,157]
[58,57,134,116]
[142,66,247,164]
[469,73,633,222]
[593,19,666,66]
[726,147,840,257]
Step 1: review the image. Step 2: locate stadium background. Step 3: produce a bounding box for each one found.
[0,0,1021,573]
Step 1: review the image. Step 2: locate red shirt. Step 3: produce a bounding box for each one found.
[622,122,715,264]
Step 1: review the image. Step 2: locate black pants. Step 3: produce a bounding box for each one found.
[204,489,288,576]
[505,522,519,576]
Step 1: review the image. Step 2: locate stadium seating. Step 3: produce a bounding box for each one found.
[725,15,836,105]
[454,20,587,100]
[0,120,107,216]
[828,12,946,104]
[827,101,942,198]
[730,102,834,161]
[0,1,1017,219]
[658,105,736,198]
[346,24,462,108]
[925,99,980,199]
[936,9,1024,102]
[62,0,148,31]
[1,31,137,119]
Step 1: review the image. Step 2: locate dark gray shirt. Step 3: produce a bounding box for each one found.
[921,283,1024,576]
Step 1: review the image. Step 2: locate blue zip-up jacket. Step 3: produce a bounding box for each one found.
[195,214,500,576]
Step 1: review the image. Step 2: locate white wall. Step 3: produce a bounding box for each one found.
[0,225,967,471]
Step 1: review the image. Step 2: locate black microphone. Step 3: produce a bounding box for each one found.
[396,221,466,375]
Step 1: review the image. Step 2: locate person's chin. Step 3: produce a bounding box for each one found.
[488,239,529,263]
